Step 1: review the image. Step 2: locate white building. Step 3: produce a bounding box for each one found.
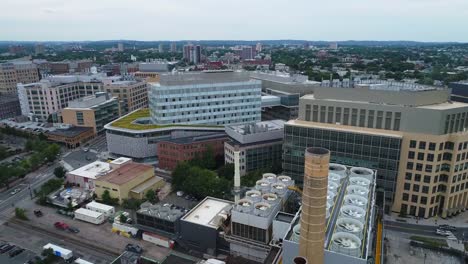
[66,161,111,189]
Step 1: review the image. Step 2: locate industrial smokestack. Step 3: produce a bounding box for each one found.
[299,147,330,264]
[293,256,308,264]
[233,145,241,203]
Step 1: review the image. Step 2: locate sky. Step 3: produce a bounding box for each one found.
[1,0,468,42]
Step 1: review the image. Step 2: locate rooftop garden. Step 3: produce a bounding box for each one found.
[109,109,222,130]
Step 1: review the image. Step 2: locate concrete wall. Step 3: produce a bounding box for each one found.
[179,220,218,255]
[106,132,161,159]
[62,109,96,134]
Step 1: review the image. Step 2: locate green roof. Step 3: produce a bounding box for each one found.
[109,109,222,130]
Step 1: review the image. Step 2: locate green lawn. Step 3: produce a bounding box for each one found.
[110,109,222,130]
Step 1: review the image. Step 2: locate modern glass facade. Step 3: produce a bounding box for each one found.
[283,124,402,211]
[245,142,283,172]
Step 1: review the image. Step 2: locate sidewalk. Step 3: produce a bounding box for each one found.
[385,211,468,227]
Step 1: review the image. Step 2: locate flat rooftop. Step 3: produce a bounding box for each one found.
[227,120,285,135]
[98,162,153,185]
[68,161,111,179]
[158,71,255,86]
[159,133,227,145]
[182,197,233,229]
[131,176,164,194]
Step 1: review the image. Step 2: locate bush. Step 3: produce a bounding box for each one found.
[15,207,28,220]
[36,179,64,197]
[101,190,119,206]
[122,198,142,210]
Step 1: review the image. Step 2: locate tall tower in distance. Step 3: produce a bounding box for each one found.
[299,147,329,264]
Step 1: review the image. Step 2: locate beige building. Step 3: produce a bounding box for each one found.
[62,93,120,134]
[133,71,160,82]
[105,80,148,115]
[283,80,468,218]
[0,61,39,94]
[94,162,165,203]
[17,75,105,121]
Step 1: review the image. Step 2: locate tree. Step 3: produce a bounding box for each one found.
[15,207,28,220]
[172,162,191,190]
[217,163,234,180]
[145,189,158,204]
[101,190,118,205]
[119,213,128,223]
[54,166,66,178]
[122,198,142,210]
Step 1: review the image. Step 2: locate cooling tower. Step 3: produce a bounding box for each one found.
[299,147,330,264]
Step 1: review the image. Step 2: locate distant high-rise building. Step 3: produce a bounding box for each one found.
[35,43,45,55]
[117,43,124,52]
[170,42,177,52]
[0,61,39,94]
[329,42,338,50]
[183,44,201,64]
[232,46,254,60]
[9,45,25,55]
[158,43,164,53]
[256,42,262,52]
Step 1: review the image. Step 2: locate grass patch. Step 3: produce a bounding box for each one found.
[109,109,222,130]
[410,236,448,248]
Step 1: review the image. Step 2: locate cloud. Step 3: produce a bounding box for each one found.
[41,8,57,14]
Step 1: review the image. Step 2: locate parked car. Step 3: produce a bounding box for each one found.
[176,191,184,197]
[436,229,451,236]
[0,244,14,253]
[54,222,69,230]
[33,210,43,217]
[125,244,143,254]
[67,226,80,233]
[9,247,24,257]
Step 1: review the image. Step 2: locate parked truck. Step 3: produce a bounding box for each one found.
[74,208,105,224]
[85,201,115,218]
[43,243,73,261]
[142,232,174,248]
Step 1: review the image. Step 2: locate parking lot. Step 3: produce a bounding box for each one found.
[0,240,38,264]
[16,204,172,262]
[63,149,98,169]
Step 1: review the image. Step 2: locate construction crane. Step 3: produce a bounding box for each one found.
[287,185,303,195]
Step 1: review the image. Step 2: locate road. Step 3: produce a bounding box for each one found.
[384,220,468,241]
[0,163,58,215]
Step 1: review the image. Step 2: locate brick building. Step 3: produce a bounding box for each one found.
[157,133,228,170]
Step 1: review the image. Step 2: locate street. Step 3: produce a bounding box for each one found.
[384,220,468,241]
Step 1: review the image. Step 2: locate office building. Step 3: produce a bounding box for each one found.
[183,44,202,64]
[8,45,25,55]
[251,71,319,121]
[66,160,113,189]
[157,133,228,171]
[62,93,120,134]
[46,125,95,148]
[232,46,255,60]
[138,61,169,72]
[0,61,39,94]
[150,71,261,126]
[159,43,164,53]
[94,161,165,203]
[0,94,21,119]
[283,80,468,217]
[256,43,262,52]
[449,81,468,103]
[117,43,124,52]
[105,109,225,160]
[133,72,160,82]
[17,74,105,121]
[104,79,148,115]
[136,202,186,236]
[224,120,284,176]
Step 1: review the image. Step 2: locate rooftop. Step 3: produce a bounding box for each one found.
[227,120,285,135]
[47,126,94,138]
[158,71,254,86]
[97,162,153,185]
[131,176,164,194]
[107,109,222,131]
[159,133,227,145]
[68,161,111,179]
[137,203,186,222]
[182,197,233,229]
[66,93,115,109]
[75,208,103,218]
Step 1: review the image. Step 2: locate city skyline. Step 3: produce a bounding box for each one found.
[2,0,468,42]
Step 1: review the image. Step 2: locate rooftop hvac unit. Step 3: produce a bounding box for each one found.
[328,173,342,184]
[255,180,271,193]
[331,232,362,258]
[340,205,366,223]
[329,163,347,178]
[350,167,374,182]
[349,177,371,187]
[344,194,368,209]
[253,202,271,217]
[291,224,301,242]
[327,189,337,202]
[245,190,262,203]
[270,183,287,196]
[336,217,365,238]
[262,193,279,205]
[262,173,277,183]
[328,181,339,192]
[346,185,369,197]
[236,199,253,213]
[277,175,292,186]
[326,201,332,219]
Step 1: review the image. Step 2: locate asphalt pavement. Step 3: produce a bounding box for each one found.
[384,220,468,241]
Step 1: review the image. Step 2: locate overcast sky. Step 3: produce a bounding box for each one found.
[1,0,468,42]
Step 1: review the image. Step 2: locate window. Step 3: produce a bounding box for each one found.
[408,151,415,159]
[405,172,412,180]
[413,184,420,192]
[420,196,427,204]
[416,163,423,171]
[415,174,421,182]
[419,141,426,150]
[411,195,418,203]
[76,111,84,125]
[427,153,434,162]
[428,142,436,151]
[417,153,424,161]
[423,175,431,183]
[404,183,411,190]
[305,104,311,121]
[410,140,417,148]
[422,186,429,194]
[403,193,409,201]
[407,162,414,170]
